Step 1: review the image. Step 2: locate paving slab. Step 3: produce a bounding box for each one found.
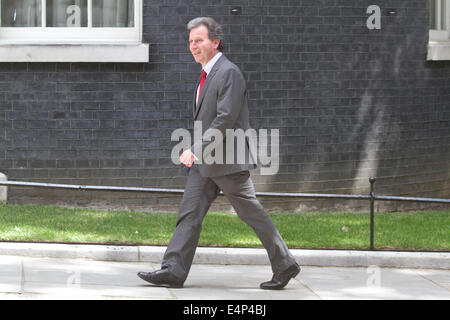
[20,258,172,299]
[415,269,450,291]
[299,266,450,300]
[170,264,319,300]
[0,256,22,294]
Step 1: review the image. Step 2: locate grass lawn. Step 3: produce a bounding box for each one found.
[0,204,448,251]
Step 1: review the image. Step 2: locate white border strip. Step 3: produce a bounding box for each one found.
[0,242,448,269]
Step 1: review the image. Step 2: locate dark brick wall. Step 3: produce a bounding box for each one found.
[0,0,449,212]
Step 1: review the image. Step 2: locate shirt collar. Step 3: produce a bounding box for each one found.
[203,52,222,75]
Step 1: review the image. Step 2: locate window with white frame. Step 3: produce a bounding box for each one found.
[428,0,450,60]
[0,0,148,62]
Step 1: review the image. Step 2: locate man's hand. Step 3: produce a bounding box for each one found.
[180,149,198,168]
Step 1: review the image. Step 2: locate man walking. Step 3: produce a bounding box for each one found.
[138,17,300,290]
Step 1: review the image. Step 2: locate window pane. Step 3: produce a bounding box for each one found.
[46,0,87,27]
[0,0,41,27]
[430,0,450,30]
[444,0,449,30]
[92,0,134,27]
[430,0,436,29]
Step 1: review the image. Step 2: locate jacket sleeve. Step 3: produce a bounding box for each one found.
[191,67,246,157]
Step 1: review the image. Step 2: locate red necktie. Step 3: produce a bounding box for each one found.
[197,70,207,104]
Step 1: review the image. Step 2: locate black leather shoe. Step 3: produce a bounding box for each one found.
[137,268,184,288]
[260,263,300,290]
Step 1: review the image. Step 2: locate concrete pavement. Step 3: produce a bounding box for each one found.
[0,242,449,300]
[0,255,449,300]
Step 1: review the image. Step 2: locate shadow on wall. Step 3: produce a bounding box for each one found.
[251,6,450,212]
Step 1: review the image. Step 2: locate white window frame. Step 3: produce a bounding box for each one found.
[428,0,450,60]
[0,0,148,62]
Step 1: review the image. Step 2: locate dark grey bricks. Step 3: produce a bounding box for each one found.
[0,0,449,212]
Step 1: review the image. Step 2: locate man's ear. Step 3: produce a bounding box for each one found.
[213,39,220,50]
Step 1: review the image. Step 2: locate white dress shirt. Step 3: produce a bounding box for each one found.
[196,52,223,104]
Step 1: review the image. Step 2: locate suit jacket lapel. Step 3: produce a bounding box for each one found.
[193,55,226,120]
[193,78,200,118]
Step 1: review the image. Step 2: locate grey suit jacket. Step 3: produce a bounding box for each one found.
[191,54,257,177]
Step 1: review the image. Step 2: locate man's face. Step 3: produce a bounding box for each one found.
[189,25,220,67]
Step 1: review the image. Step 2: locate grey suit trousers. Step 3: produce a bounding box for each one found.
[161,166,296,281]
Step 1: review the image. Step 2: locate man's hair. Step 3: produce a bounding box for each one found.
[187,17,224,52]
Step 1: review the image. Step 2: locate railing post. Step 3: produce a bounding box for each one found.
[369,176,376,250]
[0,173,7,204]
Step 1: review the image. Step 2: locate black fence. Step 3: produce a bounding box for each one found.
[1,177,449,250]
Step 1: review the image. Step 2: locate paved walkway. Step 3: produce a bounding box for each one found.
[1,255,449,300]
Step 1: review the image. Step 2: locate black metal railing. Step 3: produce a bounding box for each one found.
[1,177,449,250]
